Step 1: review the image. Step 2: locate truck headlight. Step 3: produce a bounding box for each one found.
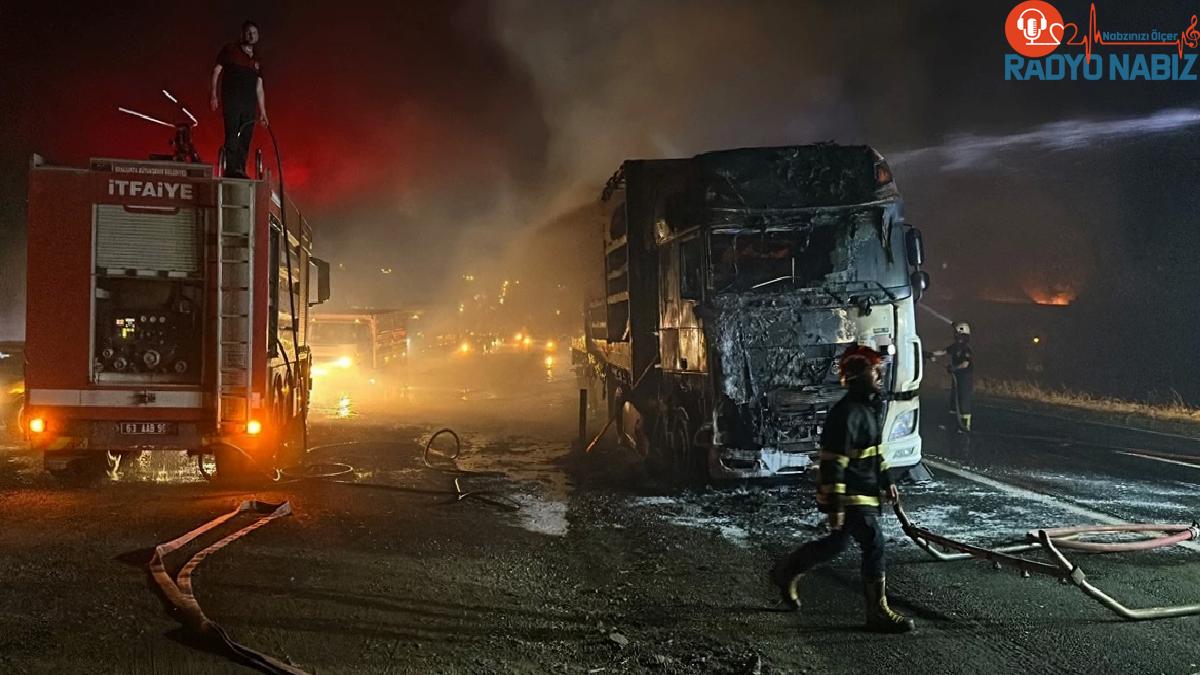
[888,409,917,441]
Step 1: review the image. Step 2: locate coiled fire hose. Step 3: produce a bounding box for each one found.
[894,501,1200,620]
[198,429,521,510]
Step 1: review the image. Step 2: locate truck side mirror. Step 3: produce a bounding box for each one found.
[310,258,331,306]
[910,270,930,302]
[905,227,925,268]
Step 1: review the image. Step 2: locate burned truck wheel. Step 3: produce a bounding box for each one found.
[607,379,626,439]
[646,414,674,477]
[667,410,709,486]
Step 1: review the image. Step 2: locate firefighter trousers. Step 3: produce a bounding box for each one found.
[950,370,973,430]
[222,105,256,177]
[776,508,886,582]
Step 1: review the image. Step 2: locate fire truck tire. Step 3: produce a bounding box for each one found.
[213,445,258,480]
[277,413,306,469]
[45,451,107,483]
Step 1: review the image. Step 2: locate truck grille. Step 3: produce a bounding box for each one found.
[761,386,844,447]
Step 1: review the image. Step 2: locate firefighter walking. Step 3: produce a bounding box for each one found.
[931,322,974,433]
[769,345,915,633]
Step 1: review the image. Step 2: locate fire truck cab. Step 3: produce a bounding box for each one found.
[23,155,330,478]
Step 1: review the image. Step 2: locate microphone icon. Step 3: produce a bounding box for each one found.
[1017,8,1049,43]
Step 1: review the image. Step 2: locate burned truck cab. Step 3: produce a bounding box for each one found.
[587,145,928,482]
[684,146,926,479]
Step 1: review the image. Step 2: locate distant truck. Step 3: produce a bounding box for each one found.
[23,154,330,477]
[309,310,409,371]
[0,342,23,438]
[577,145,929,480]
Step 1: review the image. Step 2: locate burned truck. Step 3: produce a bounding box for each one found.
[579,145,929,480]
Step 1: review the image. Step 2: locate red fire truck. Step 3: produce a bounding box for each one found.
[23,155,330,478]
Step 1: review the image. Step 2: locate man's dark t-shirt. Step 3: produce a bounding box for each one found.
[216,43,262,110]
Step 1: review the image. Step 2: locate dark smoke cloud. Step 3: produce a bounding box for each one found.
[3,0,1200,403]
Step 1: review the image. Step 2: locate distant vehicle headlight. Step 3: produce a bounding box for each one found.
[888,409,917,441]
[337,356,354,369]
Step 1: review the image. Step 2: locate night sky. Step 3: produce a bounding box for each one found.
[3,1,1200,398]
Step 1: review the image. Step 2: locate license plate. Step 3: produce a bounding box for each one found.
[116,422,177,435]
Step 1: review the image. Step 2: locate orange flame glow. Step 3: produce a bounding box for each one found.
[1023,282,1077,306]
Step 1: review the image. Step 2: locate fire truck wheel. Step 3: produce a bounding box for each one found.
[45,452,107,483]
[278,414,307,469]
[212,445,258,481]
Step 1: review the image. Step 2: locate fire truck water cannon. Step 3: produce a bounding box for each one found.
[117,89,201,163]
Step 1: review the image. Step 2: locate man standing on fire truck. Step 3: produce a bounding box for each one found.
[769,344,915,633]
[210,21,268,179]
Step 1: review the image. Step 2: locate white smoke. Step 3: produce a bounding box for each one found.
[892,108,1200,170]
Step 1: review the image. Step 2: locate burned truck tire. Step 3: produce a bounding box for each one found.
[647,413,674,477]
[673,417,709,486]
[648,408,708,486]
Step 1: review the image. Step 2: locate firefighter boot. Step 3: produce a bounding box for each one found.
[864,577,915,633]
[768,560,803,611]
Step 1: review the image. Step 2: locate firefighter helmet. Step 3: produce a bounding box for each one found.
[839,344,884,384]
[954,321,971,335]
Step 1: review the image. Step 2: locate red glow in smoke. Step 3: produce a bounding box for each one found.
[2,4,537,213]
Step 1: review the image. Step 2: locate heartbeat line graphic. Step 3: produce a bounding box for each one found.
[1063,3,1200,60]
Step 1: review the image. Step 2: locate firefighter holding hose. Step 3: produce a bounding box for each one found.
[930,321,974,433]
[769,344,915,633]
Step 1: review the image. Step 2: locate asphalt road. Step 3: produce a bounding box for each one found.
[0,359,1197,674]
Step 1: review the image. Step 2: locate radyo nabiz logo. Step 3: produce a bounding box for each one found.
[1005,1,1200,80]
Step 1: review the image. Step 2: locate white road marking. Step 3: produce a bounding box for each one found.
[1117,451,1200,472]
[923,457,1200,553]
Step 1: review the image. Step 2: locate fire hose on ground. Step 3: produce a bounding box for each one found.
[163,427,521,673]
[150,500,308,675]
[198,427,521,510]
[894,501,1200,620]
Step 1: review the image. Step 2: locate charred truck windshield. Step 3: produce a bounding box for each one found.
[580,144,928,481]
[698,146,925,478]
